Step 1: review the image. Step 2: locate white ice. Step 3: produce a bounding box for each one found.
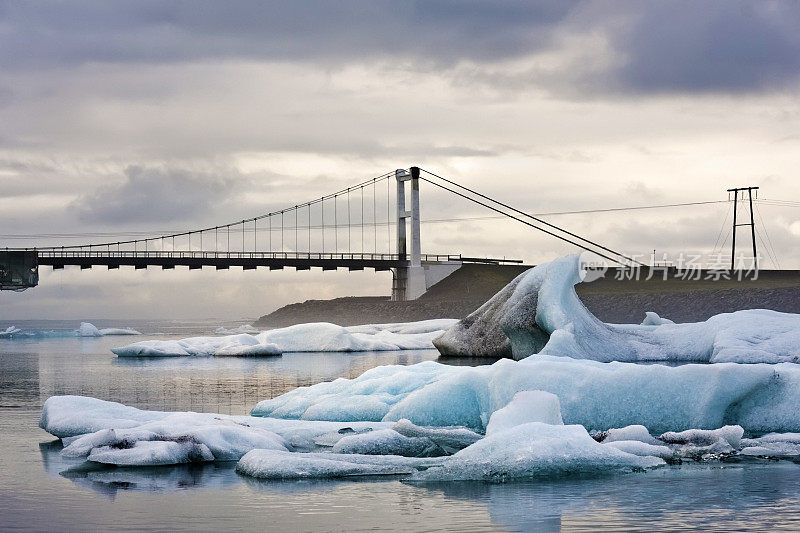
[97,327,142,335]
[410,422,664,482]
[331,428,444,457]
[601,425,662,445]
[214,324,260,335]
[253,355,800,435]
[236,450,443,479]
[43,394,800,480]
[112,320,455,357]
[88,440,215,466]
[485,390,563,436]
[1,322,141,339]
[457,254,800,364]
[0,326,21,337]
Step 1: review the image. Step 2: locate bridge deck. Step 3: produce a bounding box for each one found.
[35,251,470,271]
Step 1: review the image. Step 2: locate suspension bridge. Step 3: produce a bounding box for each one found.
[3,166,758,298]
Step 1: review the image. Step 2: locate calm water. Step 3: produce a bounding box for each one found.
[2,320,800,532]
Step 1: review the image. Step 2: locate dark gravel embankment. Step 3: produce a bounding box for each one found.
[255,265,800,327]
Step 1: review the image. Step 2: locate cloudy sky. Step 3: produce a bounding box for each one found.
[2,0,800,320]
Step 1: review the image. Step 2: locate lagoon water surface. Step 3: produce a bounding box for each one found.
[3,320,800,532]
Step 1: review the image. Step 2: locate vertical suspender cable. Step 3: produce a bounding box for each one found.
[387,177,391,254]
[361,186,364,254]
[373,179,377,253]
[347,189,351,253]
[334,194,338,253]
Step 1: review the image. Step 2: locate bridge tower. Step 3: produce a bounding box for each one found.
[392,167,427,300]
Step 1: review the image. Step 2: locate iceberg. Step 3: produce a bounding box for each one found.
[78,322,103,337]
[409,422,664,482]
[112,320,456,357]
[42,393,800,481]
[434,255,800,364]
[0,322,140,339]
[236,450,442,479]
[214,324,260,335]
[97,327,142,336]
[41,395,395,460]
[253,356,800,435]
[0,325,22,338]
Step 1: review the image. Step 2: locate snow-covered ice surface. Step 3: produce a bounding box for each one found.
[0,322,141,338]
[111,319,457,357]
[436,254,800,364]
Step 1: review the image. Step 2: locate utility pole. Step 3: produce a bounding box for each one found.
[727,186,759,271]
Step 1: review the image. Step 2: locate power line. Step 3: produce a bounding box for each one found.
[0,199,731,241]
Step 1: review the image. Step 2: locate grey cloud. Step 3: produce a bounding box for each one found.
[608,1,800,93]
[73,165,243,224]
[3,1,800,95]
[0,0,576,69]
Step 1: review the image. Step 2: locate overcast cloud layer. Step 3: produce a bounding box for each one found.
[2,1,800,320]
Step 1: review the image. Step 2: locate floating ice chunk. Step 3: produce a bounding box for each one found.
[214,324,260,335]
[659,425,744,448]
[485,391,563,436]
[236,450,442,479]
[98,327,142,335]
[331,428,442,457]
[742,432,800,446]
[88,440,215,466]
[40,395,171,438]
[640,312,675,326]
[411,422,664,482]
[436,254,800,363]
[112,336,281,357]
[257,355,800,435]
[391,419,482,454]
[41,395,389,458]
[78,322,103,337]
[602,425,661,445]
[61,414,288,463]
[0,326,22,338]
[346,319,459,335]
[740,443,800,457]
[113,320,450,357]
[604,440,674,460]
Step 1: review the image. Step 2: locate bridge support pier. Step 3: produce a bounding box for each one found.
[392,167,457,300]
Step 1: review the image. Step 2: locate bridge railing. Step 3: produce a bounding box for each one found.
[35,249,462,263]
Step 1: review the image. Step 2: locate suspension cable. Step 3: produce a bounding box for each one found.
[420,168,645,266]
[419,176,628,266]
